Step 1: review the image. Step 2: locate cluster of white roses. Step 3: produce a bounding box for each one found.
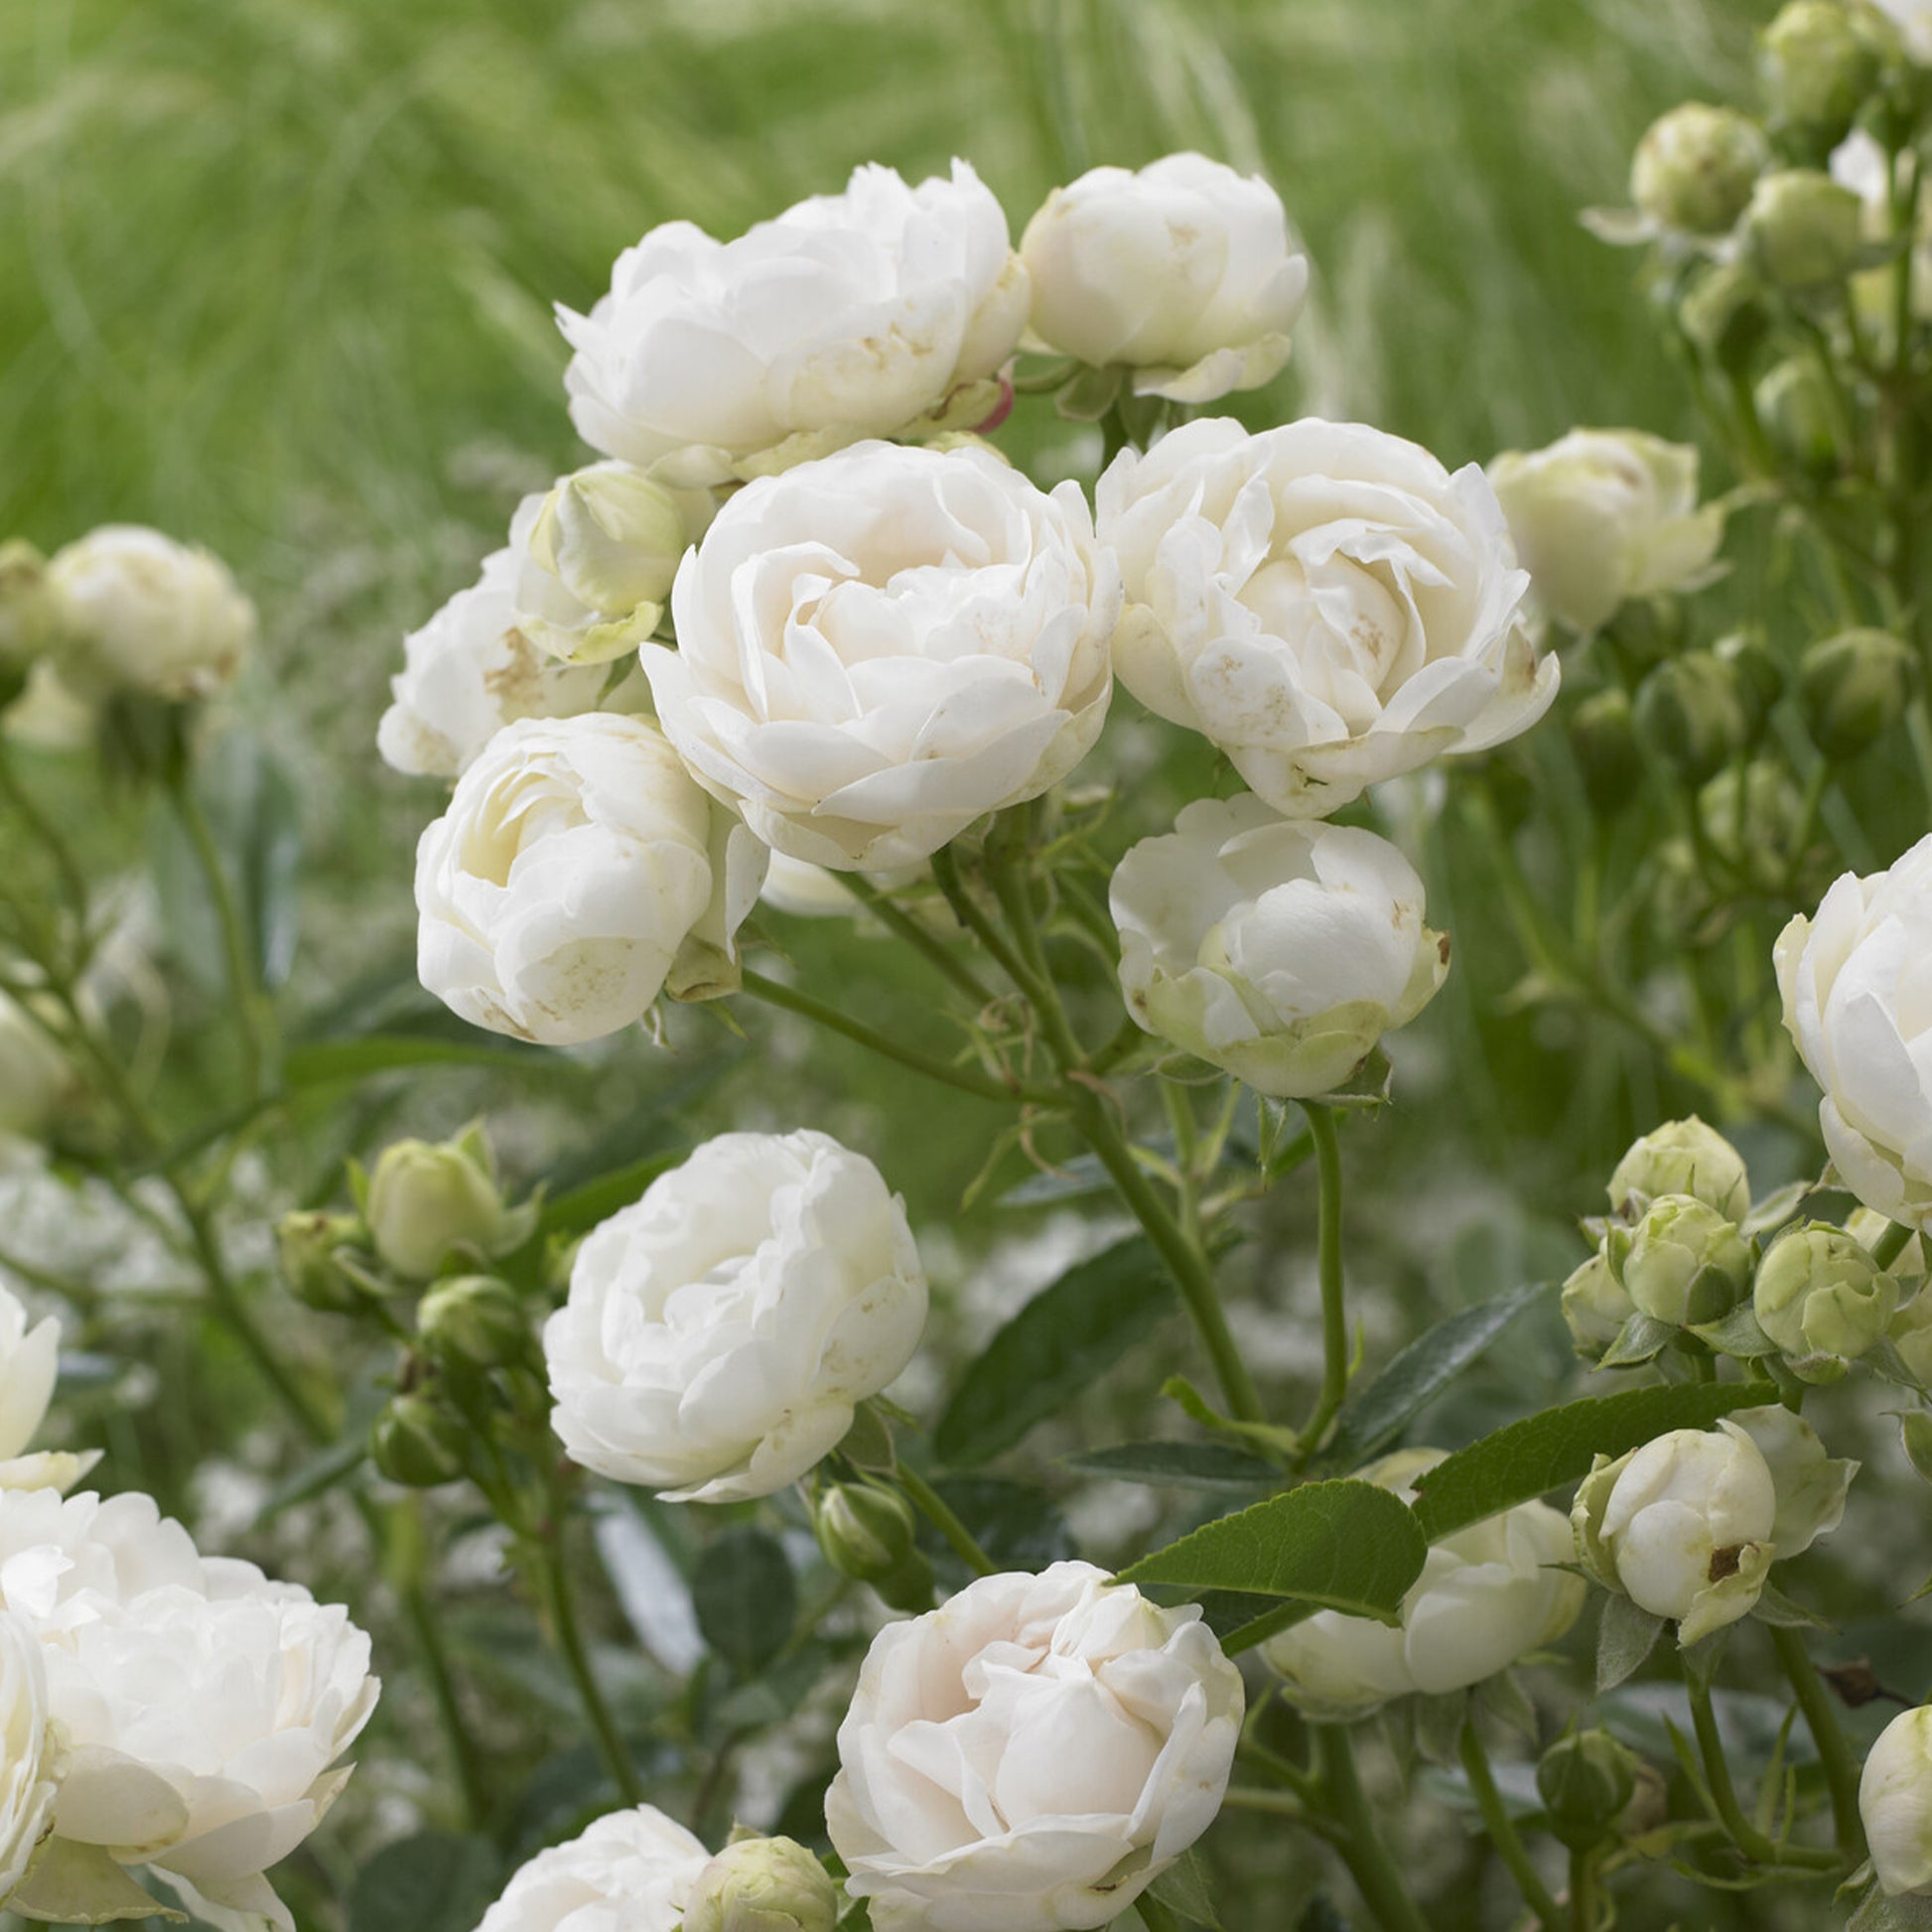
[0,1282,376,1932]
[382,150,1571,1092]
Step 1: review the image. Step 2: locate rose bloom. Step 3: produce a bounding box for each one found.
[643,441,1118,870]
[377,549,609,781]
[0,1283,93,1494]
[0,1610,56,1905]
[415,713,764,1045]
[1863,1706,1932,1895]
[1485,429,1725,635]
[1097,417,1553,817]
[1265,1449,1583,1719]
[1111,795,1448,1097]
[559,162,1029,486]
[545,1129,927,1501]
[47,525,255,701]
[476,1806,712,1932]
[1871,0,1932,63]
[1776,834,1932,1230]
[1020,153,1310,402]
[0,1486,377,1932]
[827,1562,1243,1932]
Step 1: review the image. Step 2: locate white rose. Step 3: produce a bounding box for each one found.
[0,991,76,1158]
[1110,795,1449,1097]
[0,1285,92,1495]
[475,1806,711,1932]
[644,442,1118,870]
[1485,430,1726,635]
[415,713,765,1045]
[47,526,254,701]
[377,549,609,781]
[1019,153,1310,403]
[1871,0,1932,62]
[544,1129,927,1501]
[501,463,697,667]
[0,1609,56,1904]
[1776,834,1932,1230]
[1863,1706,1932,1895]
[559,162,1029,486]
[1265,1449,1583,1720]
[1573,1421,1779,1644]
[827,1561,1242,1932]
[0,1487,377,1932]
[1097,417,1553,818]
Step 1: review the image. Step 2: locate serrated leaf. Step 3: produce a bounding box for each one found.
[1598,1311,1676,1368]
[1408,1383,1766,1542]
[1689,1304,1775,1360]
[348,1834,498,1932]
[1145,1847,1220,1927]
[692,1529,795,1676]
[283,1033,563,1086]
[1902,1412,1932,1484]
[1062,1441,1278,1492]
[1116,1479,1427,1627]
[934,1238,1172,1466]
[1596,1593,1664,1693]
[1320,1282,1552,1468]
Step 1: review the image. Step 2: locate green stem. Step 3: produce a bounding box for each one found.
[531,1518,642,1805]
[740,968,1056,1108]
[836,874,996,1007]
[1684,1668,1838,1869]
[168,768,271,1097]
[1875,1220,1917,1270]
[897,1464,999,1577]
[1299,1104,1351,1454]
[1313,1726,1431,1932]
[1458,1723,1563,1930]
[1569,1847,1599,1932]
[0,744,89,932]
[1769,1625,1866,1863]
[396,1514,488,1832]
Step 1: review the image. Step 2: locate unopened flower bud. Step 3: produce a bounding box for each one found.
[1537,1728,1642,1851]
[1635,651,1749,780]
[1756,356,1842,476]
[416,1275,530,1368]
[1679,260,1772,371]
[363,1126,532,1282]
[1632,103,1770,235]
[815,1480,934,1612]
[1715,630,1785,743]
[683,1836,840,1932]
[1754,1221,1897,1374]
[1889,1292,1932,1384]
[276,1210,370,1315]
[1800,626,1916,759]
[1744,169,1864,289]
[1569,688,1642,817]
[1760,1,1882,140]
[1650,838,1715,950]
[1622,1193,1751,1325]
[371,1392,468,1487]
[1563,1247,1636,1361]
[1609,1117,1752,1222]
[1863,1706,1932,1897]
[1699,759,1806,892]
[1602,595,1685,669]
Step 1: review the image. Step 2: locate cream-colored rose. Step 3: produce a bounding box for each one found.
[475,1806,712,1932]
[1097,417,1552,817]
[1020,153,1309,402]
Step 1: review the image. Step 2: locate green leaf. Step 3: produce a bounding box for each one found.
[933,1238,1172,1466]
[1596,1592,1664,1693]
[1145,1848,1221,1927]
[1062,1441,1278,1493]
[283,1034,563,1086]
[1320,1282,1552,1469]
[1408,1382,1766,1542]
[1598,1311,1676,1368]
[1115,1478,1427,1625]
[1055,362,1125,420]
[347,1834,498,1932]
[692,1529,796,1675]
[1689,1304,1776,1360]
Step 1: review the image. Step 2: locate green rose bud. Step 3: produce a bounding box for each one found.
[1635,651,1749,781]
[1649,838,1714,950]
[1601,594,1686,670]
[363,1126,533,1282]
[276,1209,371,1315]
[1889,1292,1932,1385]
[416,1275,531,1368]
[1753,1221,1898,1376]
[1608,1116,1752,1222]
[1537,1728,1642,1851]
[1563,1245,1637,1361]
[1800,626,1916,759]
[1714,630,1785,745]
[1755,356,1842,477]
[1759,1,1881,140]
[682,1837,839,1932]
[1622,1193,1751,1325]
[1699,759,1806,896]
[814,1480,935,1612]
[1743,168,1864,290]
[1631,103,1770,235]
[1679,260,1772,372]
[1569,688,1642,817]
[371,1392,468,1487]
